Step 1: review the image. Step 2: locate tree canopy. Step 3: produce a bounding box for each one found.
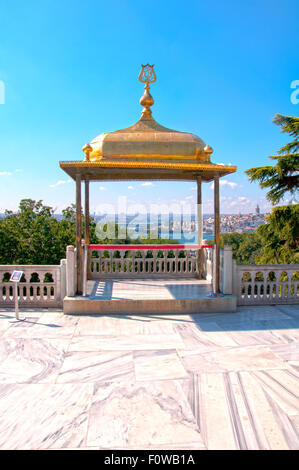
[0,199,179,265]
[220,232,263,265]
[245,114,299,205]
[0,199,98,265]
[242,114,299,265]
[256,204,299,264]
[219,205,299,265]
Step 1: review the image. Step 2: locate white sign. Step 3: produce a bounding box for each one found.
[10,271,23,282]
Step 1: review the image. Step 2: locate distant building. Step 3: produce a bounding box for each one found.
[255,204,260,215]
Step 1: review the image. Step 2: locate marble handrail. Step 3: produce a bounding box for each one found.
[236,264,299,305]
[0,264,64,307]
[88,245,205,278]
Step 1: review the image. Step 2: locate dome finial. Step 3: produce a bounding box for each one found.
[82,143,92,161]
[138,64,156,120]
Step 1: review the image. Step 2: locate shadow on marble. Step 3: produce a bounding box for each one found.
[73,315,175,337]
[2,312,79,339]
[191,307,299,333]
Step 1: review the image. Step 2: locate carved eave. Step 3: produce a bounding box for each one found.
[59,159,237,182]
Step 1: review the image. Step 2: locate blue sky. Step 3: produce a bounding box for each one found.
[0,0,298,214]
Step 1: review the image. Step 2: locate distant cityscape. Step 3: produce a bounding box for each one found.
[203,204,267,234]
[91,204,268,242]
[0,205,268,242]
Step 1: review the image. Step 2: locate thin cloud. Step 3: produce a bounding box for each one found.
[50,180,67,188]
[228,196,251,207]
[210,179,238,189]
[0,171,12,176]
[141,182,154,187]
[238,196,249,202]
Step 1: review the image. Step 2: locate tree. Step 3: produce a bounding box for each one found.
[0,199,99,265]
[244,114,299,265]
[0,199,60,265]
[0,200,180,265]
[255,205,299,264]
[245,114,299,205]
[220,232,263,265]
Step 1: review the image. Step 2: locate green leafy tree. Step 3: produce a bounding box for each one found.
[220,232,263,265]
[244,114,299,265]
[0,199,99,265]
[255,205,299,264]
[0,199,60,264]
[58,204,99,247]
[245,114,298,205]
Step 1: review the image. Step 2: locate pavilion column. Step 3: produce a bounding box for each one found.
[84,177,91,280]
[196,175,203,279]
[76,173,82,294]
[214,175,220,293]
[197,176,202,245]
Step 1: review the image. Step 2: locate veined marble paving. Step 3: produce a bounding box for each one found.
[133,349,188,381]
[57,351,135,384]
[87,380,204,448]
[0,305,298,449]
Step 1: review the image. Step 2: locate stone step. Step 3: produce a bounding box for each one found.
[63,295,237,315]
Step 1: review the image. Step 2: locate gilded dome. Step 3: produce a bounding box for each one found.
[61,66,236,182]
[84,65,213,165]
[88,116,212,165]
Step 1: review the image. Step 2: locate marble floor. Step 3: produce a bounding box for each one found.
[87,279,212,300]
[0,304,298,450]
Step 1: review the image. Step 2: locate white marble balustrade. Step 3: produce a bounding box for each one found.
[0,262,66,307]
[1,250,298,307]
[236,264,299,305]
[89,247,201,279]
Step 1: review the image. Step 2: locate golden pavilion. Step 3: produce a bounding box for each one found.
[60,65,237,295]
